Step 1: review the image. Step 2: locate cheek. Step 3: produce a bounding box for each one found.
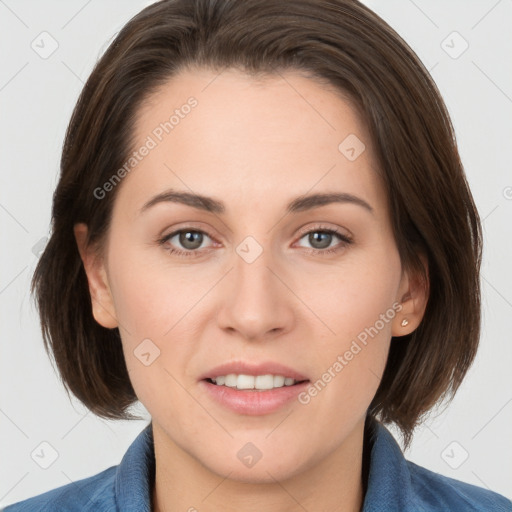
[296,246,401,347]
[296,247,401,409]
[105,242,215,406]
[107,240,208,338]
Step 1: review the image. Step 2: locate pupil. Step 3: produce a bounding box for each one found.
[180,231,202,249]
[310,232,331,249]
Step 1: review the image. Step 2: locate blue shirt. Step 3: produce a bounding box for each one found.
[3,419,511,511]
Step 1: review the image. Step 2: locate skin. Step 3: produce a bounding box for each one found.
[75,67,428,512]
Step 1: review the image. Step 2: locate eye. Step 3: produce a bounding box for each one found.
[157,225,353,258]
[157,229,216,257]
[295,226,353,256]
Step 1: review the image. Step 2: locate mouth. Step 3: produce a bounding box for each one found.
[203,374,309,391]
[199,362,311,415]
[199,373,310,416]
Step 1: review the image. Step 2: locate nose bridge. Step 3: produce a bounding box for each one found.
[216,233,293,339]
[233,234,280,308]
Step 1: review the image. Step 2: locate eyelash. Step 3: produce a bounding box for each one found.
[157,225,353,258]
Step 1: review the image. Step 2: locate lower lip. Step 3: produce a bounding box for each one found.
[199,379,310,415]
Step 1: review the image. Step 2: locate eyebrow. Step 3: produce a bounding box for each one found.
[139,188,374,216]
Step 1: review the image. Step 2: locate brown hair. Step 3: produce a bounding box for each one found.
[32,0,482,447]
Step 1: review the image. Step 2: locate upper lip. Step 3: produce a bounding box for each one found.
[199,361,309,382]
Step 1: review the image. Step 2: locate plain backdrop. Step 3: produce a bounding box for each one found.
[0,0,511,507]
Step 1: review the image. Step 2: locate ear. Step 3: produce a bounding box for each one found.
[73,223,118,329]
[392,253,429,337]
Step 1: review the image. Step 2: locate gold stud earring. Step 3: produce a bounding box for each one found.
[401,318,409,327]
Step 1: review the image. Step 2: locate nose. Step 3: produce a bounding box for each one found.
[216,242,295,342]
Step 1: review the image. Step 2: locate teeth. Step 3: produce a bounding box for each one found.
[273,375,285,387]
[225,374,237,387]
[210,374,300,390]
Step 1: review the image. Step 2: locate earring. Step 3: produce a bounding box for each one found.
[401,318,409,327]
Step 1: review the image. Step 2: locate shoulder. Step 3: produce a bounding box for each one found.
[2,423,155,512]
[406,458,512,511]
[1,465,118,512]
[365,419,512,512]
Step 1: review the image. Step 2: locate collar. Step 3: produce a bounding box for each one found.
[115,422,155,511]
[111,417,483,512]
[362,416,416,511]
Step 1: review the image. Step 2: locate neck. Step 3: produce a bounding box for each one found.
[151,417,367,512]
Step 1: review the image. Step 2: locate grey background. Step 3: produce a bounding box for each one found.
[1,0,511,506]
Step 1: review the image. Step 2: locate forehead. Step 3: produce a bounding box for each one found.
[119,67,385,218]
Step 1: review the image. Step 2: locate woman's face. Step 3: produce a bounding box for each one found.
[77,67,423,483]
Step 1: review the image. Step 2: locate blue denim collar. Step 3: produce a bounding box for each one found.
[115,422,155,512]
[113,417,403,511]
[112,417,510,512]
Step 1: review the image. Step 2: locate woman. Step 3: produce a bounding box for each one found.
[4,0,511,510]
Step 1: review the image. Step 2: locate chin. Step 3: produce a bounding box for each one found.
[211,459,306,485]
[197,442,314,485]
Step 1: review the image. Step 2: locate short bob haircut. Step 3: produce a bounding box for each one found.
[32,0,482,447]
